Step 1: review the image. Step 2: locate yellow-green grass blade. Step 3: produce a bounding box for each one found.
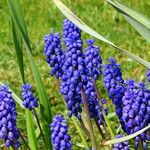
[107,0,150,42]
[54,0,150,69]
[11,18,25,83]
[7,0,52,149]
[26,110,38,150]
[104,125,150,145]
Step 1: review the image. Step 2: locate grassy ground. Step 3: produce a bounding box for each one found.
[0,0,150,149]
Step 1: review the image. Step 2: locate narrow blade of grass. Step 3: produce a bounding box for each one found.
[26,110,38,150]
[7,0,31,51]
[107,0,150,42]
[104,125,150,145]
[72,116,88,148]
[53,0,150,69]
[12,18,25,83]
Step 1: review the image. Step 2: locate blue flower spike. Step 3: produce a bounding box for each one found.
[50,115,72,150]
[21,84,38,110]
[0,85,20,148]
[85,39,102,80]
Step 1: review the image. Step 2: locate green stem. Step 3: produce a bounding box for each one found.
[12,145,18,150]
[79,119,90,139]
[33,109,46,144]
[19,131,31,150]
[103,111,115,139]
[94,81,115,139]
[72,116,88,148]
[81,88,97,150]
[94,119,106,140]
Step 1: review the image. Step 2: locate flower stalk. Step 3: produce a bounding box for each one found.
[94,81,115,139]
[81,88,97,150]
[72,116,88,148]
[33,109,46,145]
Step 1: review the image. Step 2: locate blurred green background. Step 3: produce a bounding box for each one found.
[0,0,150,149]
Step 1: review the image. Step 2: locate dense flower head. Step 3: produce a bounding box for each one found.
[113,134,129,150]
[43,33,64,78]
[60,19,88,119]
[63,19,81,41]
[84,78,107,125]
[146,70,150,82]
[0,85,20,148]
[121,80,150,148]
[103,58,124,99]
[85,39,102,80]
[50,115,72,150]
[21,84,38,110]
[103,58,124,120]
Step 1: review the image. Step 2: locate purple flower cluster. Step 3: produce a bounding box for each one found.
[0,85,20,148]
[121,80,150,148]
[44,33,64,78]
[44,19,106,123]
[103,58,124,99]
[50,115,72,150]
[21,84,38,110]
[103,58,124,121]
[60,19,88,119]
[113,134,129,150]
[63,19,81,42]
[85,39,102,80]
[103,58,150,148]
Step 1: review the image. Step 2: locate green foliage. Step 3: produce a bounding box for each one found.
[108,0,150,42]
[7,0,52,149]
[26,110,38,150]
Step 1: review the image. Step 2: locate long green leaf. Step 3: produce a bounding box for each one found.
[12,18,25,83]
[11,19,38,149]
[26,110,38,150]
[104,125,150,145]
[7,0,31,51]
[53,0,150,69]
[7,0,52,149]
[107,0,150,42]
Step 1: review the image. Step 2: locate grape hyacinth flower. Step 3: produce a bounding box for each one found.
[50,115,72,150]
[103,58,124,99]
[0,85,20,148]
[121,80,150,149]
[103,58,124,121]
[43,33,64,78]
[61,19,88,119]
[21,84,38,110]
[146,70,150,82]
[63,18,81,42]
[113,134,129,150]
[85,39,102,80]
